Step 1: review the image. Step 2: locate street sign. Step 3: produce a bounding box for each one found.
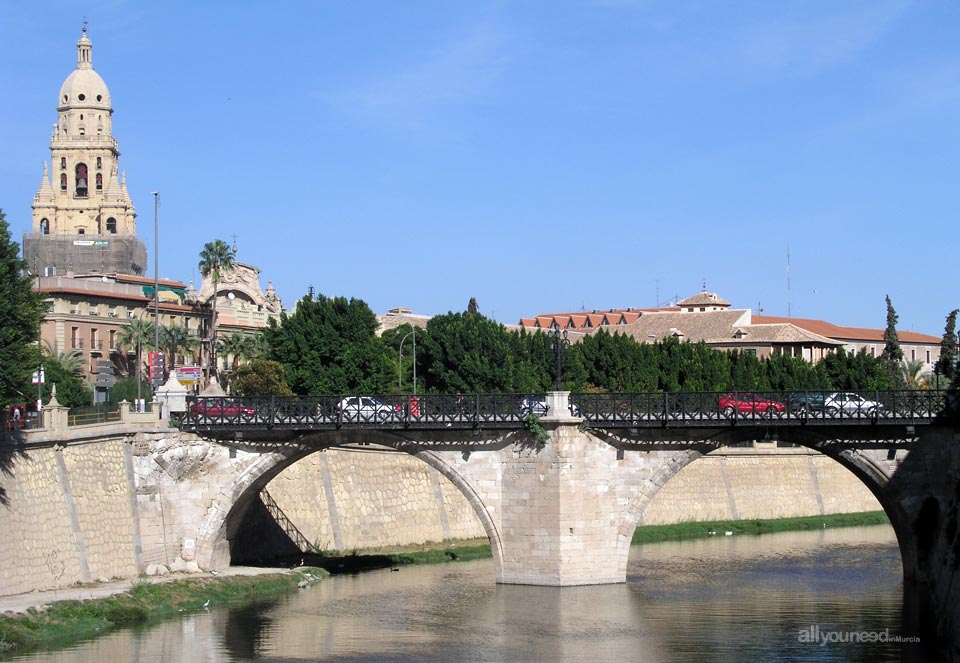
[31,368,45,385]
[148,351,165,387]
[175,365,201,386]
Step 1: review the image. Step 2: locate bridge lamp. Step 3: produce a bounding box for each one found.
[399,329,417,394]
[550,327,570,391]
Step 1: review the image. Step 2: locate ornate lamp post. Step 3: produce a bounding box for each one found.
[550,327,570,391]
[399,329,417,394]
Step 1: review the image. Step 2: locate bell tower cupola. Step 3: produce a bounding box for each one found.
[25,26,146,277]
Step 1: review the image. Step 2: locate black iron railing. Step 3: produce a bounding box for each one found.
[180,390,954,432]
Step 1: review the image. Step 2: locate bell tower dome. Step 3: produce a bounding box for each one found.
[26,26,146,276]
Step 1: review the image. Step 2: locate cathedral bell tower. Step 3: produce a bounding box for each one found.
[25,26,146,277]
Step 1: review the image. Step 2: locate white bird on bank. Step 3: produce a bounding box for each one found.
[202,600,210,610]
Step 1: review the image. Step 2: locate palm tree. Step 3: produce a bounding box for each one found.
[41,341,85,378]
[903,359,931,390]
[116,318,156,378]
[219,330,258,372]
[159,324,199,368]
[198,239,236,384]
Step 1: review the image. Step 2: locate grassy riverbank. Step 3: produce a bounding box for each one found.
[631,511,890,545]
[0,568,326,653]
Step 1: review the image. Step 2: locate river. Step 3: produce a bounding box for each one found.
[6,525,936,662]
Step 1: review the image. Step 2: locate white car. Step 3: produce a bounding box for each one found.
[337,396,400,421]
[823,392,884,416]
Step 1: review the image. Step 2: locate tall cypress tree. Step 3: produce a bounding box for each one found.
[936,309,958,383]
[881,295,906,388]
[0,210,44,407]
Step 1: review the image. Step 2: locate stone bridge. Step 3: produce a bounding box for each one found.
[2,391,960,650]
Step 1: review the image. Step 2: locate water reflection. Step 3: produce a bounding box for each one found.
[5,525,938,662]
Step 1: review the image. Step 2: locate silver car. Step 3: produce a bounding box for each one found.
[823,392,884,416]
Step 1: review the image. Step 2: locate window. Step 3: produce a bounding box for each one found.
[60,173,67,191]
[927,350,931,364]
[77,229,85,235]
[109,330,117,350]
[71,327,80,349]
[96,156,102,170]
[106,217,117,234]
[40,218,49,235]
[96,173,103,190]
[60,157,66,170]
[745,349,757,356]
[75,163,88,197]
[911,349,916,361]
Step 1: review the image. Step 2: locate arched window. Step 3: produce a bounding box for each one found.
[106,217,117,234]
[96,157,102,170]
[60,173,67,191]
[96,173,103,190]
[40,218,49,235]
[60,157,66,170]
[75,163,88,197]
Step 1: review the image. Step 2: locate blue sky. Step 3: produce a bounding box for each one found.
[1,1,957,335]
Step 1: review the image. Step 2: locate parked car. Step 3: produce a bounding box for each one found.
[190,399,255,418]
[519,396,581,417]
[823,392,884,416]
[337,396,400,420]
[718,392,785,416]
[784,391,827,413]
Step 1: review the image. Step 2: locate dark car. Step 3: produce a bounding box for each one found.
[190,399,255,418]
[719,392,785,416]
[784,391,827,413]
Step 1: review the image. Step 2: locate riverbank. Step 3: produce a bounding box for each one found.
[301,511,890,571]
[631,510,890,544]
[0,566,326,654]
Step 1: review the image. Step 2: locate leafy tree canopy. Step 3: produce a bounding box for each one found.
[0,210,45,406]
[263,293,393,394]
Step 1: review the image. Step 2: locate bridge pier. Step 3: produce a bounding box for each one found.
[495,420,636,585]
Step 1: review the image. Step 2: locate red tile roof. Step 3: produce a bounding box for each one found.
[752,315,940,344]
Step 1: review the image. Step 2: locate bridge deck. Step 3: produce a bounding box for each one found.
[180,390,952,439]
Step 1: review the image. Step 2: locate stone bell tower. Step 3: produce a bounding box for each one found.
[24,26,146,277]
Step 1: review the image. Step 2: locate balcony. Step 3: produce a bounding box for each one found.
[89,340,103,355]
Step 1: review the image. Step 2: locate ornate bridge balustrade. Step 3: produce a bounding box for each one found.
[180,389,953,435]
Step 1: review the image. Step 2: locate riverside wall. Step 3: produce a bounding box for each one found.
[263,444,882,550]
[0,437,881,596]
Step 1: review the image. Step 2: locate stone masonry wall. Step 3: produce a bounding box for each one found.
[0,439,139,596]
[643,447,882,524]
[265,445,882,552]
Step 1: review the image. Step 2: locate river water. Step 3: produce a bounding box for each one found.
[6,525,936,662]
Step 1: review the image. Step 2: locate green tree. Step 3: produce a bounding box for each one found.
[198,239,236,383]
[936,309,958,383]
[0,210,45,406]
[159,324,198,369]
[881,295,906,388]
[117,318,155,379]
[233,358,294,396]
[263,293,393,394]
[419,310,517,392]
[40,351,92,408]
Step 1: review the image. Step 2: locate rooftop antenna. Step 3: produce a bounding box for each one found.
[787,243,792,317]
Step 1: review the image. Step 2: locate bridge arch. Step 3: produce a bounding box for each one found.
[609,427,914,584]
[193,431,506,573]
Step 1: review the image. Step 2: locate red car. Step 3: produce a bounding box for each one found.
[719,392,785,416]
[190,399,255,418]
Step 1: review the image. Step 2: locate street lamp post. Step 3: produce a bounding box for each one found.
[550,327,570,391]
[399,330,417,394]
[152,192,159,354]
